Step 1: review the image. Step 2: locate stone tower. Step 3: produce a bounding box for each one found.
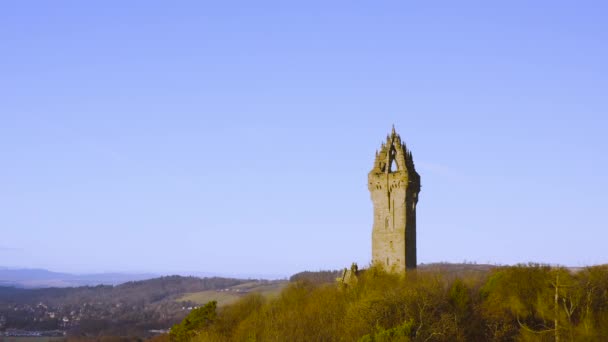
[368,126,420,272]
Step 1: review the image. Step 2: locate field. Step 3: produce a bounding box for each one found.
[176,280,287,307]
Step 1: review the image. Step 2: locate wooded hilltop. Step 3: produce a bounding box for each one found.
[164,263,608,342]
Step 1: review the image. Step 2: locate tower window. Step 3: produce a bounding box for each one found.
[389,159,397,172]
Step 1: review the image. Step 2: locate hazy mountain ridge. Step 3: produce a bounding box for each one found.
[0,268,158,288]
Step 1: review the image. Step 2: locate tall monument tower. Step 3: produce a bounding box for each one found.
[368,126,420,272]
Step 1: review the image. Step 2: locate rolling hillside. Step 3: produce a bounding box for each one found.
[177,280,287,306]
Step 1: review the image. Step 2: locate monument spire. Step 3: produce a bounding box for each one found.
[368,126,421,272]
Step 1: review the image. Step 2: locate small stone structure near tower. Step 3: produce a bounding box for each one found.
[368,126,421,272]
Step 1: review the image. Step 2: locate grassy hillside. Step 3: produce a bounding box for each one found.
[177,280,287,307]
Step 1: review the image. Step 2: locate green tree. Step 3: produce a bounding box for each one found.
[170,301,217,342]
[359,320,414,342]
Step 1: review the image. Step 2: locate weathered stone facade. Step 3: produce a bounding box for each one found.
[369,126,420,272]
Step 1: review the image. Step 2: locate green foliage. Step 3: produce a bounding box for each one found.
[359,320,414,342]
[178,264,608,342]
[170,301,217,342]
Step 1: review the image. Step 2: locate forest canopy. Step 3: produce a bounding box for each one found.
[169,264,608,342]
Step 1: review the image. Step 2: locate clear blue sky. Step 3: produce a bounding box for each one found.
[1,1,607,277]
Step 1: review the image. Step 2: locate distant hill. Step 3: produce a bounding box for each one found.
[287,263,498,285]
[0,268,157,288]
[290,269,343,284]
[418,262,497,276]
[0,275,255,337]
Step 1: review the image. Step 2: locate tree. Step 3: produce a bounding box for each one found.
[170,301,217,342]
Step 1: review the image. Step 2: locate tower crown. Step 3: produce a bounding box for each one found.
[370,126,417,178]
